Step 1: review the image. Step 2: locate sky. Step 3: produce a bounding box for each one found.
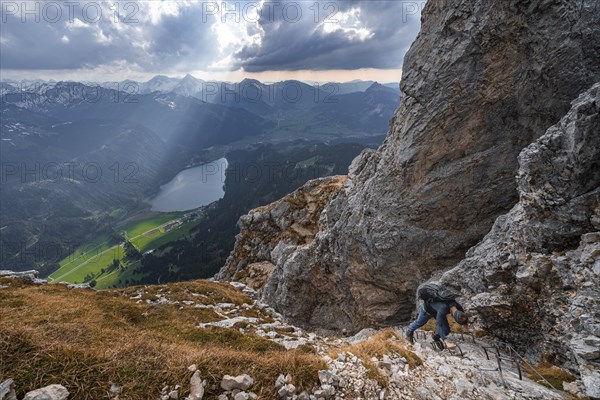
[0,0,425,83]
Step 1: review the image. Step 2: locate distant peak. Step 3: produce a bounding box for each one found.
[366,82,383,91]
[147,75,173,83]
[181,73,199,81]
[240,78,263,86]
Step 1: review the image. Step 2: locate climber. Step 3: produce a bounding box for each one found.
[405,282,469,350]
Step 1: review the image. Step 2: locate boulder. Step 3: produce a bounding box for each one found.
[188,371,205,400]
[317,370,332,385]
[297,392,309,400]
[109,384,121,396]
[23,385,69,400]
[233,392,249,400]
[562,381,581,397]
[220,375,254,391]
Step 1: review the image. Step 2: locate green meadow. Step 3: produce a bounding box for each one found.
[49,211,199,288]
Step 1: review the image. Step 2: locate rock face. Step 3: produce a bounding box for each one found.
[217,176,347,293]
[221,0,600,331]
[441,83,600,398]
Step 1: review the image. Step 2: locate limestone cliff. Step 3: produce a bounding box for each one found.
[217,176,347,294]
[221,0,600,331]
[440,83,600,398]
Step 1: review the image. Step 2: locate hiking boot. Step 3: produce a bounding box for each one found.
[432,333,444,350]
[406,332,414,344]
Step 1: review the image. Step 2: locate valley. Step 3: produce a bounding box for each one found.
[0,78,396,283]
[47,210,201,289]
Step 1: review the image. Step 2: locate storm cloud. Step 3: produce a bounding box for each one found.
[233,1,424,72]
[0,1,222,72]
[0,0,424,75]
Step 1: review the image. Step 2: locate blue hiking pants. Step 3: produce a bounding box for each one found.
[406,301,451,339]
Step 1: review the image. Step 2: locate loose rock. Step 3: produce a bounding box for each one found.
[221,375,254,391]
[23,385,69,400]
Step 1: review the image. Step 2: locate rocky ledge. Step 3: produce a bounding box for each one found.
[217,176,347,294]
[0,270,90,289]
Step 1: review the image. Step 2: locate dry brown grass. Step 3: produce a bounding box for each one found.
[117,280,250,305]
[328,329,422,387]
[0,278,324,399]
[523,363,576,392]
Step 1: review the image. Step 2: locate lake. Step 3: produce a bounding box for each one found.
[148,158,228,212]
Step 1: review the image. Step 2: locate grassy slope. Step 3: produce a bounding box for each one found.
[49,212,197,286]
[55,234,115,270]
[92,259,143,290]
[0,277,324,399]
[50,244,124,283]
[118,212,185,241]
[140,221,201,252]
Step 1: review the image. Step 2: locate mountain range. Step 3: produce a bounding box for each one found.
[0,78,399,273]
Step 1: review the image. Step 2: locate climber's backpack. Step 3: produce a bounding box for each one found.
[417,282,459,303]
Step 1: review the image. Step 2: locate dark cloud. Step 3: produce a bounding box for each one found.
[0,1,220,72]
[0,0,424,74]
[234,0,424,72]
